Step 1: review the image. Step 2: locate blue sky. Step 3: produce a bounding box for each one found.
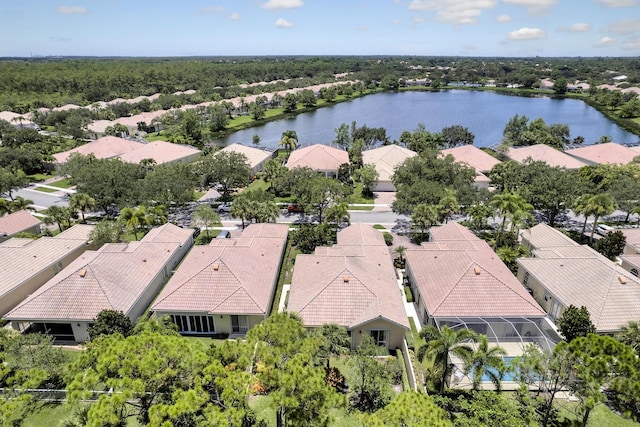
[2,0,639,57]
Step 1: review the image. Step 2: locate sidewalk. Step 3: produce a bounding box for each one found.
[396,269,422,332]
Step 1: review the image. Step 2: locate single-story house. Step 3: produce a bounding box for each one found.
[117,140,201,165]
[506,145,587,169]
[620,228,640,255]
[53,136,143,163]
[288,223,409,350]
[218,143,272,175]
[0,111,38,129]
[405,222,556,355]
[0,210,42,241]
[440,145,501,189]
[152,223,288,337]
[114,111,167,134]
[87,119,117,139]
[362,145,417,191]
[285,144,349,178]
[565,142,639,165]
[5,223,193,342]
[517,223,640,334]
[0,224,94,317]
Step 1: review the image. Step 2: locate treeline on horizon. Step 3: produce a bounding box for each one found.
[1,56,640,113]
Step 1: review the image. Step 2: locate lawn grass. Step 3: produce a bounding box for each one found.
[347,205,374,211]
[373,224,386,230]
[555,401,639,427]
[247,178,270,192]
[27,173,51,183]
[349,183,374,205]
[145,132,169,142]
[33,185,59,193]
[48,178,73,189]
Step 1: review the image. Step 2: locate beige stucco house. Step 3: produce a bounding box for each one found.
[362,145,417,191]
[0,210,42,241]
[285,144,349,178]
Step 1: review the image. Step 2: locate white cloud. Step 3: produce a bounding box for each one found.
[261,0,303,10]
[496,14,512,22]
[503,0,557,14]
[594,36,616,47]
[356,26,369,31]
[408,0,497,24]
[594,0,636,7]
[229,12,241,21]
[391,18,401,25]
[558,22,591,32]
[622,37,640,50]
[608,19,640,34]
[197,6,225,14]
[56,6,87,14]
[275,18,294,28]
[507,27,546,40]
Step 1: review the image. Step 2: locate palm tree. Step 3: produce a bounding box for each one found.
[229,197,252,229]
[118,207,148,240]
[411,203,439,240]
[437,188,459,224]
[10,196,34,213]
[254,201,280,223]
[466,203,493,231]
[262,159,287,183]
[630,204,640,228]
[316,323,351,368]
[418,325,476,394]
[192,204,220,239]
[573,194,593,239]
[584,193,616,243]
[145,205,168,226]
[618,321,640,355]
[490,191,532,239]
[278,130,299,153]
[69,193,96,222]
[462,335,508,391]
[393,245,406,262]
[0,199,10,216]
[324,202,350,228]
[43,205,72,233]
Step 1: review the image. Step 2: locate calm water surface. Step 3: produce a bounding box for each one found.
[217,91,639,149]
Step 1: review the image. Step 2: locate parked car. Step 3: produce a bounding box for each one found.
[596,224,614,236]
[287,204,304,213]
[216,230,231,239]
[218,202,232,213]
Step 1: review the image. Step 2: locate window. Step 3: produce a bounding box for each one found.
[370,330,388,348]
[523,272,530,286]
[550,300,563,320]
[631,268,638,277]
[171,315,215,334]
[231,315,249,333]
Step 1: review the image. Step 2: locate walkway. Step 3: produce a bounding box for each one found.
[396,269,422,332]
[278,284,290,312]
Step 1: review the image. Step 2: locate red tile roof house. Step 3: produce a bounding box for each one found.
[288,223,409,350]
[151,223,289,337]
[405,222,557,357]
[285,144,349,178]
[5,223,194,342]
[564,142,639,165]
[0,210,42,242]
[440,145,501,190]
[0,224,95,318]
[518,223,640,334]
[218,143,273,175]
[506,145,588,169]
[362,145,417,191]
[620,228,640,255]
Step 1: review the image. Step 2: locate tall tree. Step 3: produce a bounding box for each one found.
[584,193,616,243]
[462,335,507,391]
[440,125,475,148]
[118,206,148,240]
[411,203,439,239]
[278,130,299,153]
[69,192,96,222]
[192,204,220,239]
[556,305,596,342]
[197,151,251,199]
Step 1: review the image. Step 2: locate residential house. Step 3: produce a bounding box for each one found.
[565,142,639,165]
[0,210,42,241]
[288,223,409,350]
[517,223,640,334]
[620,228,640,255]
[362,145,417,191]
[506,145,587,169]
[285,144,349,178]
[405,222,556,355]
[152,223,288,337]
[218,143,272,175]
[5,223,194,342]
[53,136,143,163]
[440,145,501,189]
[0,111,38,129]
[87,119,116,139]
[0,224,94,317]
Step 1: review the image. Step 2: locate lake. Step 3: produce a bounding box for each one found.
[216,90,640,149]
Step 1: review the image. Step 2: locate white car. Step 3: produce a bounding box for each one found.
[217,202,232,213]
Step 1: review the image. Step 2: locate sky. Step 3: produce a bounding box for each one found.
[1,0,640,57]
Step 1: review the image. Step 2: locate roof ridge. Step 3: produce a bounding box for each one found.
[88,264,117,310]
[430,255,473,313]
[297,267,375,315]
[215,287,263,312]
[593,264,619,328]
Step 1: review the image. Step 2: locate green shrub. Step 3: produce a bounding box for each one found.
[396,349,411,391]
[383,232,393,246]
[404,286,414,303]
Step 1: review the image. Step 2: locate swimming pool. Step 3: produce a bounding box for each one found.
[480,357,516,382]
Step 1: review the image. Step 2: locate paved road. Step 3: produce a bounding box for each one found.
[14,186,69,211]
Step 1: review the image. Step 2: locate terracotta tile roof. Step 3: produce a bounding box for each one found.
[407,223,545,318]
[288,223,409,330]
[0,210,41,237]
[114,110,167,128]
[565,142,638,165]
[87,120,114,135]
[5,224,191,322]
[286,144,349,172]
[0,225,94,309]
[0,111,37,128]
[219,143,271,170]
[362,145,417,181]
[621,229,640,253]
[52,104,81,112]
[507,145,587,169]
[118,141,201,165]
[152,223,288,315]
[533,245,600,259]
[517,256,640,333]
[53,136,143,163]
[621,255,640,270]
[521,224,579,250]
[440,145,501,173]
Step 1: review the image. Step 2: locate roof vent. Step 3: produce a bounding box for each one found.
[213,263,219,271]
[619,276,628,285]
[79,269,87,278]
[474,267,481,275]
[142,259,147,262]
[343,275,350,283]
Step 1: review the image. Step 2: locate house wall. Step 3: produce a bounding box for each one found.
[516,266,565,321]
[72,322,90,342]
[621,259,640,276]
[351,319,407,350]
[624,243,639,255]
[0,224,41,242]
[153,311,264,336]
[0,244,91,316]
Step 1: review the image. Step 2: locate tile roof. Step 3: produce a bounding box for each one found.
[87,120,114,135]
[114,110,167,128]
[440,145,501,173]
[506,145,587,169]
[288,223,409,330]
[406,222,545,318]
[362,145,417,181]
[565,142,638,165]
[0,224,94,303]
[53,136,143,163]
[517,256,640,333]
[5,223,191,322]
[0,111,37,128]
[286,144,349,172]
[152,223,288,315]
[621,228,640,253]
[117,141,201,165]
[621,255,640,270]
[0,210,41,237]
[521,224,580,249]
[219,143,272,169]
